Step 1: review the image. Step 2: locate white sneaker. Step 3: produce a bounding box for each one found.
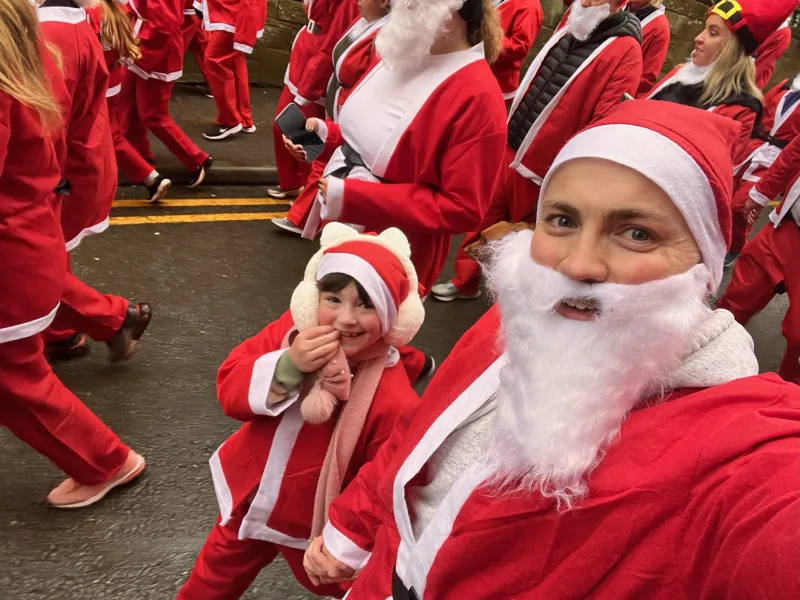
[431,281,480,302]
[202,123,243,141]
[242,125,257,133]
[271,217,303,235]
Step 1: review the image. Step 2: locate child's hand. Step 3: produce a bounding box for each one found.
[304,536,356,585]
[289,326,341,373]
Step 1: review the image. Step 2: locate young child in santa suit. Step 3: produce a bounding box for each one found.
[491,0,544,107]
[718,133,800,385]
[87,0,172,204]
[177,222,424,599]
[38,0,153,364]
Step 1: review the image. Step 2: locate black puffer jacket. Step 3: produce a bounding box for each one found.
[507,11,642,150]
[651,82,763,127]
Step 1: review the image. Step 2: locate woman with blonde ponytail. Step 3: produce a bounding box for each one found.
[0,0,144,510]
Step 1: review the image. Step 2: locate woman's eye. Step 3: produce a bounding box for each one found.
[548,215,575,228]
[624,228,653,243]
[326,296,340,304]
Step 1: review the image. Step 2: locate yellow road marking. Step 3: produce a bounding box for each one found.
[110,212,287,225]
[112,198,287,208]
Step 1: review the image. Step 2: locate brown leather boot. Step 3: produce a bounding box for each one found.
[106,303,153,363]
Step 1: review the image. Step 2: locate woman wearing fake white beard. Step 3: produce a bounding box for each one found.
[303,99,800,600]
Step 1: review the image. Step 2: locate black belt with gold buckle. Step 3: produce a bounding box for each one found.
[307,19,322,35]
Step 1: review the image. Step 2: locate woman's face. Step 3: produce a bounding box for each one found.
[531,158,702,291]
[317,282,383,357]
[693,14,731,67]
[357,0,389,21]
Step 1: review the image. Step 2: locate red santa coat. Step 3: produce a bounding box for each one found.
[210,310,418,546]
[491,0,544,101]
[128,0,184,78]
[752,133,800,226]
[635,5,670,97]
[86,6,123,97]
[39,2,117,251]
[313,46,508,293]
[735,80,800,185]
[324,306,800,600]
[507,24,642,185]
[0,60,66,344]
[647,66,759,161]
[754,21,793,90]
[199,0,265,54]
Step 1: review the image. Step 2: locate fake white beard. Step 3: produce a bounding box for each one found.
[375,0,464,71]
[566,0,611,41]
[482,230,712,508]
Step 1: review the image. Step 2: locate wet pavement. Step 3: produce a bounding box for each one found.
[0,189,789,597]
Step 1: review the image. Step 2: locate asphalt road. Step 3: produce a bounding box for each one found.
[0,186,788,599]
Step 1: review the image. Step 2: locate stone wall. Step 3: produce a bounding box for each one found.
[184,0,799,88]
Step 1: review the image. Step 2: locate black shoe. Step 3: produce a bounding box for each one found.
[106,303,152,364]
[145,176,171,204]
[188,156,213,189]
[45,333,91,362]
[417,355,437,384]
[202,123,242,141]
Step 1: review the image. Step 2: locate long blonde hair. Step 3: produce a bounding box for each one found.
[470,0,503,64]
[648,0,664,7]
[700,34,763,107]
[101,0,141,61]
[0,0,62,131]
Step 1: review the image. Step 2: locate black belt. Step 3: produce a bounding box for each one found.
[307,19,322,35]
[392,569,420,600]
[54,179,72,196]
[755,132,789,149]
[329,143,387,183]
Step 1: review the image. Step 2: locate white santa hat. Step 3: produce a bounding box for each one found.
[539,100,741,291]
[290,223,425,347]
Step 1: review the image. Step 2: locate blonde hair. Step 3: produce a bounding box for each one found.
[469,0,503,64]
[700,34,763,107]
[648,0,664,7]
[0,0,62,131]
[101,0,141,62]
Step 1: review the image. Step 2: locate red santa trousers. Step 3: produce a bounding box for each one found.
[121,69,209,171]
[205,31,253,129]
[273,86,324,191]
[107,93,155,184]
[0,335,129,485]
[729,179,758,253]
[45,258,129,344]
[285,159,326,227]
[182,14,211,84]
[717,220,800,384]
[178,515,345,599]
[451,146,541,295]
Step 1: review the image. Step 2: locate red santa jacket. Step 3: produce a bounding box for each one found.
[324,306,800,600]
[39,1,117,252]
[754,22,793,90]
[210,310,418,547]
[735,79,800,184]
[751,133,800,227]
[86,5,123,97]
[127,0,184,79]
[314,47,508,294]
[491,0,544,101]
[634,5,670,97]
[0,55,67,344]
[200,0,265,54]
[507,22,642,186]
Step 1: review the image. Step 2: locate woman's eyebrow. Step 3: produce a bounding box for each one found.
[606,208,662,222]
[543,201,581,219]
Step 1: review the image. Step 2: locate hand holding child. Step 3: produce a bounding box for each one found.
[303,536,356,586]
[289,326,341,373]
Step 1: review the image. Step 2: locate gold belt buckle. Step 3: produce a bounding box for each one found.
[307,19,316,33]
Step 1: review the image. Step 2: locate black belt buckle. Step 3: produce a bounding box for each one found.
[307,19,322,35]
[392,569,420,600]
[54,179,72,196]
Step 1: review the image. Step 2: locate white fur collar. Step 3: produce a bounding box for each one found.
[671,59,713,86]
[792,74,800,92]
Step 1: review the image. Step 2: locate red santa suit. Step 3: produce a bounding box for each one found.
[271,0,354,193]
[446,10,642,298]
[754,20,793,89]
[178,225,424,599]
[122,0,209,171]
[284,14,387,230]
[182,0,210,84]
[304,44,508,295]
[718,134,800,384]
[491,0,544,104]
[39,0,133,345]
[729,78,800,253]
[323,306,800,600]
[631,3,670,96]
[0,45,129,489]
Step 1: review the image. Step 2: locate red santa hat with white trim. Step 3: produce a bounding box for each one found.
[290,223,425,347]
[539,99,742,292]
[708,0,799,55]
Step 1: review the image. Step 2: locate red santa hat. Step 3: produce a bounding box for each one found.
[290,223,425,347]
[709,0,799,55]
[539,100,742,291]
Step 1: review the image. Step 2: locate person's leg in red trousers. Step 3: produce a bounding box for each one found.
[285,159,327,227]
[120,69,155,164]
[0,335,129,486]
[232,51,254,129]
[272,86,324,194]
[107,93,156,184]
[729,179,757,254]
[205,30,243,129]
[184,16,211,85]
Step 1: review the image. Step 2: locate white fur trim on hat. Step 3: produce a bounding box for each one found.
[290,224,425,346]
[538,124,726,291]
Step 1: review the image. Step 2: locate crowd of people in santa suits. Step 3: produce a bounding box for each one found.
[3,0,800,597]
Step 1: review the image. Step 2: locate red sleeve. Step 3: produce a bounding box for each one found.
[590,39,643,122]
[317,120,344,163]
[755,134,800,201]
[636,23,669,97]
[296,1,360,103]
[754,28,792,90]
[215,311,296,422]
[715,105,758,164]
[495,4,543,67]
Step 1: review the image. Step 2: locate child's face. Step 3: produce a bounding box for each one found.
[318,282,383,357]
